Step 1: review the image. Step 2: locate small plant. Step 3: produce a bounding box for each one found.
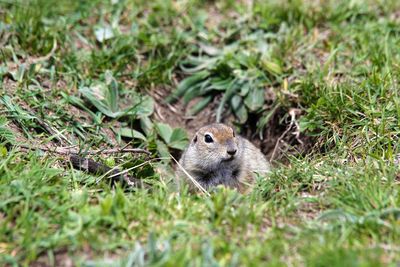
[67,71,189,158]
[78,71,154,120]
[154,122,189,158]
[64,70,155,145]
[168,30,285,132]
[0,116,15,145]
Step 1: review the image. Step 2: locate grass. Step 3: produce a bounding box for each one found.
[1,0,400,266]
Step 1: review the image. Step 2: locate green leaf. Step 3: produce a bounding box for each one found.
[0,146,7,157]
[188,96,213,116]
[155,124,188,151]
[168,141,189,150]
[199,43,221,56]
[239,82,251,96]
[130,95,154,118]
[210,77,234,91]
[0,116,15,144]
[169,128,188,150]
[104,157,115,167]
[79,82,153,119]
[230,95,248,123]
[156,140,170,159]
[0,96,36,137]
[80,84,120,118]
[216,81,238,122]
[261,59,282,75]
[105,70,119,112]
[170,128,188,143]
[257,104,279,137]
[182,83,202,105]
[0,65,8,78]
[167,70,210,103]
[13,64,26,82]
[155,123,173,143]
[244,87,265,111]
[140,117,154,136]
[119,127,147,141]
[100,195,113,216]
[180,57,218,73]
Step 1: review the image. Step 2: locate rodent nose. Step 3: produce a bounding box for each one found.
[227,149,237,156]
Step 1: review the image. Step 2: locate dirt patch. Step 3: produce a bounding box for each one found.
[1,78,20,102]
[150,86,221,136]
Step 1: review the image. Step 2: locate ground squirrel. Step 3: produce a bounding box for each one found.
[177,123,270,193]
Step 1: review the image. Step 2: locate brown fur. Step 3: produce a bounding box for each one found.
[177,123,270,193]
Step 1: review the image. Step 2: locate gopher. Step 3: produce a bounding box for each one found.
[177,123,270,193]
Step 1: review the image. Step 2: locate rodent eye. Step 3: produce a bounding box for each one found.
[204,134,213,143]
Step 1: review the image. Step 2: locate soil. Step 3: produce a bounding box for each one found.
[150,86,220,136]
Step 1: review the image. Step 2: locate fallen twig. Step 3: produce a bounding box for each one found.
[69,154,144,187]
[18,144,151,156]
[81,147,151,155]
[17,144,151,188]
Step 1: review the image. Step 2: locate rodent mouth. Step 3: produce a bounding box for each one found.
[223,156,235,162]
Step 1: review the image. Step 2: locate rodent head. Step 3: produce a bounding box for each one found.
[186,123,240,171]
